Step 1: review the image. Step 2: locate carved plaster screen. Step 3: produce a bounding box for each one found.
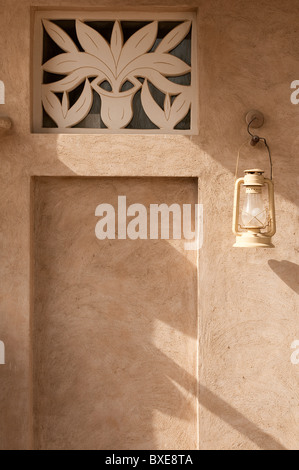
[32,11,198,134]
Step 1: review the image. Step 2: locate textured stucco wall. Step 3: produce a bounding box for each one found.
[33,177,198,450]
[0,0,298,450]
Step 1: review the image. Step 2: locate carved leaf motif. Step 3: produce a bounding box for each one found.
[111,21,123,65]
[119,53,191,81]
[42,79,93,127]
[43,71,87,92]
[42,89,65,127]
[141,79,191,129]
[144,70,190,95]
[155,21,191,54]
[42,20,78,53]
[43,52,83,74]
[64,79,93,126]
[43,52,113,80]
[62,92,68,118]
[40,18,194,130]
[45,69,107,93]
[164,94,171,120]
[168,92,191,127]
[75,20,115,73]
[117,21,158,73]
[141,79,169,129]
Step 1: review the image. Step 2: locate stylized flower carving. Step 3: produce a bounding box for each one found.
[41,19,192,130]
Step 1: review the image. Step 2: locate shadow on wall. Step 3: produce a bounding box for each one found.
[32,176,287,451]
[163,353,286,451]
[268,260,299,295]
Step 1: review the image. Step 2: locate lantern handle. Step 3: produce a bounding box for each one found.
[232,177,244,236]
[263,178,276,237]
[235,117,273,181]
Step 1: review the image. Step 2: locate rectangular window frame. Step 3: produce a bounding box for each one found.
[32,10,198,135]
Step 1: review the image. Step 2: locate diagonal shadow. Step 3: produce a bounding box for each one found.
[198,385,286,450]
[158,350,286,451]
[268,260,299,295]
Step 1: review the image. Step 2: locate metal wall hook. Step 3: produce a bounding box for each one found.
[245,110,273,180]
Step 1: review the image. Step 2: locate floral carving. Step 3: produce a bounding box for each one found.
[41,19,192,130]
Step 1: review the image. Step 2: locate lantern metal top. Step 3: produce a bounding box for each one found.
[244,169,264,174]
[243,169,265,186]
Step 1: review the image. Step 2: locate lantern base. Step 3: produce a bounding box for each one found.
[234,232,274,248]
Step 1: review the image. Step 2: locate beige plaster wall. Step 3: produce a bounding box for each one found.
[33,177,198,450]
[0,0,298,450]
